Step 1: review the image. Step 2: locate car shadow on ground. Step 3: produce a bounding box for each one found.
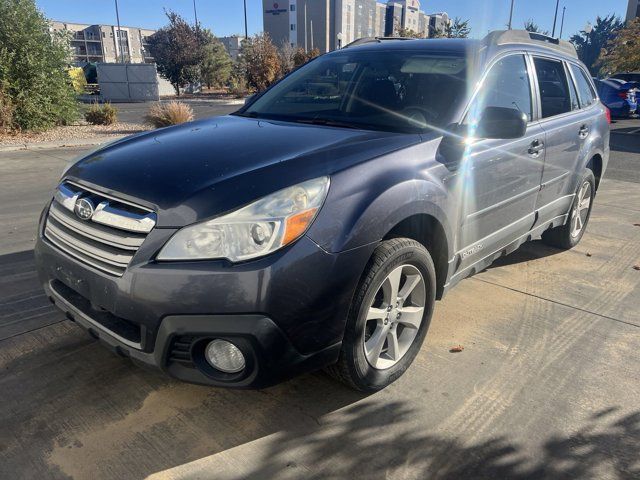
[171,402,639,480]
[484,239,564,270]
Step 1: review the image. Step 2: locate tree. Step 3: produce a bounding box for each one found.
[292,47,320,68]
[199,30,232,89]
[146,11,204,95]
[237,33,281,91]
[445,17,471,38]
[396,27,424,38]
[0,0,78,131]
[598,18,640,75]
[430,18,471,39]
[570,14,623,75]
[524,20,549,35]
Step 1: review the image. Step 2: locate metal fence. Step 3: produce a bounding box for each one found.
[96,63,160,102]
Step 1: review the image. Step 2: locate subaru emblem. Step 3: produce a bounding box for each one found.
[74,197,95,221]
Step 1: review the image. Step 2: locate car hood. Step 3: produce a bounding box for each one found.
[65,115,422,227]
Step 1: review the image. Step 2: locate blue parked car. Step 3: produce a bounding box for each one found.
[594,78,638,118]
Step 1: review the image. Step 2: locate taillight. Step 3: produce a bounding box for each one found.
[617,90,628,100]
[604,105,611,124]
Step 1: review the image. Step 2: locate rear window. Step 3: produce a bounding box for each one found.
[569,64,597,107]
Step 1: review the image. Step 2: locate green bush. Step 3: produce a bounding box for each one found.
[84,102,117,125]
[0,86,14,131]
[0,0,79,131]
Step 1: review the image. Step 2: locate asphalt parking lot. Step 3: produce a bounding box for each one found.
[0,119,639,479]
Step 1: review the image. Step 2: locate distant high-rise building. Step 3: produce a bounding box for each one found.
[375,2,387,36]
[428,12,450,37]
[263,0,446,50]
[418,12,428,37]
[263,0,333,52]
[385,2,403,36]
[398,0,421,32]
[627,0,640,21]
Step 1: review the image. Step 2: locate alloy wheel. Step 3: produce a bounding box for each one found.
[363,264,426,370]
[570,181,592,238]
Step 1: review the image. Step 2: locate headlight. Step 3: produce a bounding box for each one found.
[157,177,330,262]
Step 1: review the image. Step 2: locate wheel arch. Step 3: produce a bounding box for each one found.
[383,213,451,300]
[587,153,603,191]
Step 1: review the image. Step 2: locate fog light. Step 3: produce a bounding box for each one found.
[204,339,245,373]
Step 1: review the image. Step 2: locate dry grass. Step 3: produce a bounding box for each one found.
[145,101,194,128]
[84,102,118,125]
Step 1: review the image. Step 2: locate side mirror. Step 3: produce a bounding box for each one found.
[244,94,256,106]
[475,106,527,139]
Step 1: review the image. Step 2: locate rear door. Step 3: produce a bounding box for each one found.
[531,56,586,222]
[456,53,545,269]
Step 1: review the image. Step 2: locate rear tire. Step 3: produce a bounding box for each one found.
[326,238,436,392]
[541,168,595,249]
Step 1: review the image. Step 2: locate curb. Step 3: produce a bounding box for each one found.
[0,135,127,152]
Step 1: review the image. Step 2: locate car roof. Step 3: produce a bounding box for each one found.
[341,30,579,64]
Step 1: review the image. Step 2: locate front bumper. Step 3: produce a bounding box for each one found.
[35,208,375,388]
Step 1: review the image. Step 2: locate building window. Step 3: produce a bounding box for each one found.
[290,24,296,31]
[290,4,295,11]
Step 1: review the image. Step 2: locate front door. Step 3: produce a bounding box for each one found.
[457,53,545,270]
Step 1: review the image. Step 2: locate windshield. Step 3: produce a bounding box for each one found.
[237,49,468,134]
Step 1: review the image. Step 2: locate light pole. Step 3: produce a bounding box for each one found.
[551,0,560,37]
[508,0,515,30]
[193,0,199,30]
[243,0,248,39]
[114,0,124,62]
[559,6,566,38]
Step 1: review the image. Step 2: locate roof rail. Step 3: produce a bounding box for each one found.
[343,36,417,48]
[484,30,577,58]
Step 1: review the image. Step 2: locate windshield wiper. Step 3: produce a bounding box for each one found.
[292,118,362,130]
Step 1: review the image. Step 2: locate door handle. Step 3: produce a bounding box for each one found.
[579,125,589,139]
[528,139,544,157]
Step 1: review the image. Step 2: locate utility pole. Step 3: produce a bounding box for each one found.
[559,6,566,38]
[193,0,199,30]
[114,0,124,62]
[243,0,248,39]
[551,0,560,37]
[508,0,515,30]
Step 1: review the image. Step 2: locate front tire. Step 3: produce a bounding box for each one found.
[542,168,595,250]
[327,238,436,392]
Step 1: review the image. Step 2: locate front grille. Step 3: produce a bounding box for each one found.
[44,182,156,276]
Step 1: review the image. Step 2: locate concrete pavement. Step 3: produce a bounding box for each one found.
[0,120,638,479]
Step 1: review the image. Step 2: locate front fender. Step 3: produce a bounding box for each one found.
[307,141,455,260]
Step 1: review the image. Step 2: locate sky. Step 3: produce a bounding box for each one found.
[36,0,629,40]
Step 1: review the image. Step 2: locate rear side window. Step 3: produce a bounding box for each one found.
[533,57,572,118]
[467,54,533,123]
[569,64,597,107]
[566,65,580,111]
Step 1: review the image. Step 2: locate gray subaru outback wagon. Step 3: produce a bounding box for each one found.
[35,30,609,391]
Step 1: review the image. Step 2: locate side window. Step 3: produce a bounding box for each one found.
[565,64,580,111]
[569,64,597,107]
[467,54,533,124]
[533,57,572,118]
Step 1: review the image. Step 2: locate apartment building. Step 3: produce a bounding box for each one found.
[219,36,243,60]
[50,21,155,65]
